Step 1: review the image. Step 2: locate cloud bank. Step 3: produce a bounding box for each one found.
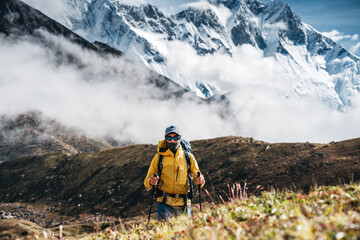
[322,30,358,42]
[1,30,359,145]
[163,39,360,143]
[0,32,235,144]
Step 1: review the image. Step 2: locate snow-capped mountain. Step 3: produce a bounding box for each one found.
[34,0,360,109]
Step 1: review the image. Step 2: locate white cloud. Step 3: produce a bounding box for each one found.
[322,29,358,42]
[182,0,232,27]
[160,39,360,143]
[1,30,360,145]
[350,42,360,55]
[0,32,235,144]
[148,0,200,14]
[116,0,148,6]
[166,40,289,91]
[263,22,288,31]
[322,30,360,56]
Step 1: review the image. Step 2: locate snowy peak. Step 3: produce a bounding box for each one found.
[140,4,165,20]
[175,8,222,30]
[264,0,305,45]
[115,2,170,27]
[208,0,241,9]
[208,0,266,13]
[265,0,288,13]
[58,0,360,109]
[174,7,229,55]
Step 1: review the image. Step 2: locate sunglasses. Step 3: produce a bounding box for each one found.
[166,136,181,141]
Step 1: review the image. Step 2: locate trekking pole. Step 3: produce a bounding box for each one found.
[197,172,202,212]
[148,174,158,222]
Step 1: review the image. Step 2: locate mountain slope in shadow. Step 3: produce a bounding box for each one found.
[0,136,359,221]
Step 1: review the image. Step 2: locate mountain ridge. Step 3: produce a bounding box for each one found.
[55,0,360,109]
[0,112,117,163]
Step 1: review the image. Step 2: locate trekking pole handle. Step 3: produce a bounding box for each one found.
[148,173,159,222]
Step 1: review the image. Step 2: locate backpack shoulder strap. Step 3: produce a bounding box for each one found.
[184,150,191,171]
[158,154,164,178]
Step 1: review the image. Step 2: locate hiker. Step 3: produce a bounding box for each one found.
[144,125,205,221]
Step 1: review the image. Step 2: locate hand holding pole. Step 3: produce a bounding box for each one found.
[148,173,159,222]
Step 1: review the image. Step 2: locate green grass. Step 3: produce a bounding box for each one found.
[85,183,360,240]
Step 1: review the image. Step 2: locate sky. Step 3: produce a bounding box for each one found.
[148,0,360,56]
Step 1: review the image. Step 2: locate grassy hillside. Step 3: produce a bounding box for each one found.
[0,137,360,231]
[2,183,358,239]
[0,136,359,239]
[0,136,359,223]
[86,183,360,240]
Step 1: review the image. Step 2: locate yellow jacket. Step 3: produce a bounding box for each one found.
[144,139,204,207]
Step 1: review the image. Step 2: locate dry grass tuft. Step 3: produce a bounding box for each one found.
[83,182,360,239]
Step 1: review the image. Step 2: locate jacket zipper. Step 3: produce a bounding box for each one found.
[172,153,176,193]
[176,166,179,181]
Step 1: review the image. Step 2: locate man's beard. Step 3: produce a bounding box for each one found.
[166,141,180,154]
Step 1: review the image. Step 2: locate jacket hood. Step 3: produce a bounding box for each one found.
[157,139,182,156]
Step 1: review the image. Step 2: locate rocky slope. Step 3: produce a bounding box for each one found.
[0,0,102,53]
[0,112,115,163]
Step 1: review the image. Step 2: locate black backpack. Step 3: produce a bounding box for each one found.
[157,139,195,200]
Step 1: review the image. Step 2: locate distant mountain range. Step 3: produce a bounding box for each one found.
[0,0,196,99]
[46,0,360,110]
